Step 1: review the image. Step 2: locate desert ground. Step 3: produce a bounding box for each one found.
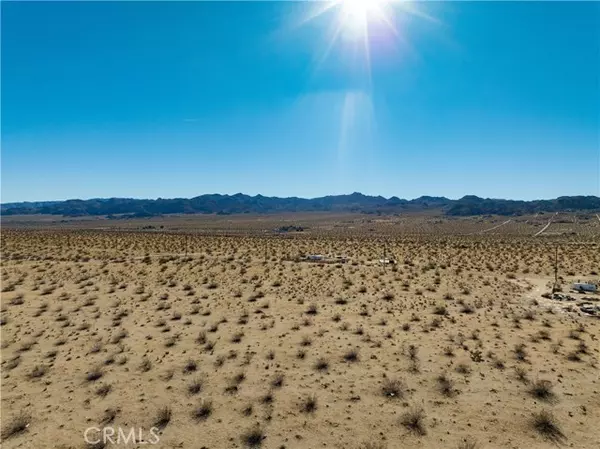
[1,213,599,449]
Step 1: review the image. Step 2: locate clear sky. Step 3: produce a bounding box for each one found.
[2,0,599,203]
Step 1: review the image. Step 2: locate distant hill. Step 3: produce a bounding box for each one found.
[1,193,599,217]
[445,195,600,216]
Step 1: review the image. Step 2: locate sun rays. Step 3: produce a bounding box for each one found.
[291,0,436,78]
[280,1,440,173]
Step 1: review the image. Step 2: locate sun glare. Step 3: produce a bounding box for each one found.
[339,0,390,38]
[342,0,385,22]
[343,0,378,18]
[284,0,439,163]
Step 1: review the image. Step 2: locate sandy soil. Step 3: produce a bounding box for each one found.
[1,226,599,449]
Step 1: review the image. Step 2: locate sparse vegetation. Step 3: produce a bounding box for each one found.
[300,395,318,413]
[0,215,597,448]
[381,377,406,399]
[85,367,103,382]
[400,407,427,436]
[343,348,359,362]
[187,377,204,395]
[153,406,172,430]
[531,410,565,442]
[314,358,329,371]
[1,411,31,440]
[529,379,556,402]
[241,426,265,447]
[191,400,213,421]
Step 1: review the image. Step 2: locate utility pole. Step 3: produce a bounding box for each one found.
[552,245,559,293]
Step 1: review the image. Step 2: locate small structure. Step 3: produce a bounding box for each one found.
[303,254,348,264]
[572,282,597,293]
[275,225,304,233]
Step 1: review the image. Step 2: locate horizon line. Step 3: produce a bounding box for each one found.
[3,191,600,206]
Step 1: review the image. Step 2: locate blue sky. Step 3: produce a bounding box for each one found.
[2,0,599,203]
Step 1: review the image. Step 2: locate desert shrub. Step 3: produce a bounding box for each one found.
[139,358,152,372]
[153,406,172,430]
[514,366,529,384]
[407,344,419,361]
[433,304,448,316]
[456,363,471,375]
[191,400,213,421]
[1,411,31,440]
[382,292,395,301]
[188,378,204,395]
[184,359,198,373]
[241,426,265,447]
[437,373,456,397]
[28,365,48,379]
[469,350,483,363]
[400,407,426,436]
[95,383,112,397]
[271,373,284,388]
[343,348,359,363]
[85,367,103,382]
[514,343,528,362]
[531,410,565,442]
[300,395,318,413]
[381,377,406,399]
[460,303,474,314]
[314,358,329,371]
[529,379,556,402]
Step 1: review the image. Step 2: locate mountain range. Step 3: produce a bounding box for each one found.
[2,193,600,217]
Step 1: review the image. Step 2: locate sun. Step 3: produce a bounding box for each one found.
[280,0,439,164]
[287,0,437,82]
[339,0,390,37]
[342,0,385,20]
